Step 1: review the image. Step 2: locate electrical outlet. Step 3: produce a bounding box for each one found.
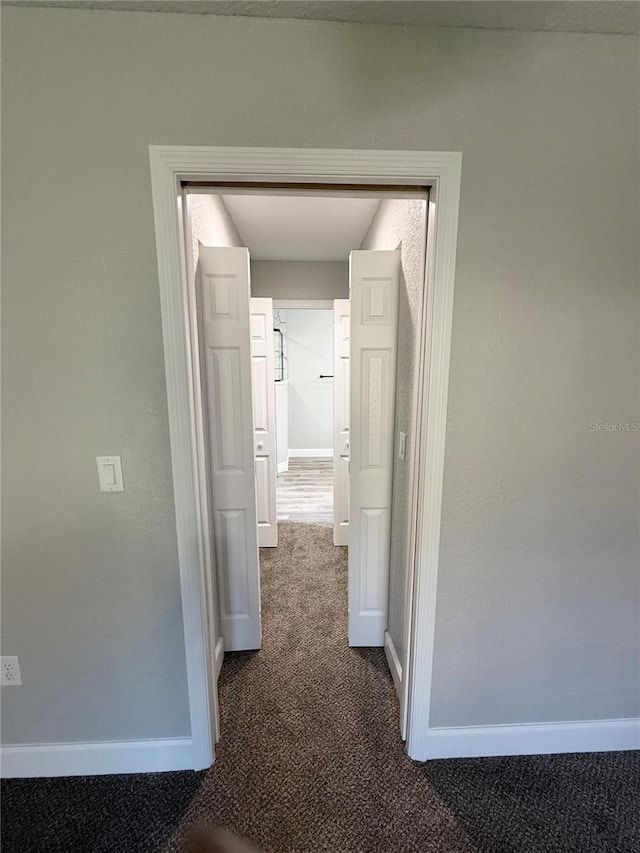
[1,656,22,686]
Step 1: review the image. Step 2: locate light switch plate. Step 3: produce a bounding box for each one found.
[398,432,407,461]
[96,456,124,492]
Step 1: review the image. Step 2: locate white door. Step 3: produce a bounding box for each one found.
[333,299,350,546]
[250,297,278,548]
[348,250,400,647]
[198,245,261,651]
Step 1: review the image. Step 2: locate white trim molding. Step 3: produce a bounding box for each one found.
[273,299,333,310]
[384,630,402,699]
[149,146,463,767]
[288,448,333,458]
[277,460,289,474]
[214,636,225,682]
[1,738,195,778]
[416,718,640,761]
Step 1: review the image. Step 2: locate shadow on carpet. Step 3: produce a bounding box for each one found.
[1,770,205,852]
[420,750,640,853]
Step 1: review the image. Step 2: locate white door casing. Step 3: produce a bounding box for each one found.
[198,245,261,651]
[348,250,400,647]
[250,298,278,548]
[333,299,350,546]
[150,146,463,770]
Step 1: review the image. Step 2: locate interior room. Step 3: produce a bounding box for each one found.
[1,3,638,853]
[273,307,335,523]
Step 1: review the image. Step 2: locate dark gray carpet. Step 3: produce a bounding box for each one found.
[2,523,638,852]
[0,770,202,852]
[421,751,640,853]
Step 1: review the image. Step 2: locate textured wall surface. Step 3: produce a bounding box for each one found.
[360,199,427,666]
[286,311,334,450]
[188,194,242,269]
[2,7,638,745]
[251,260,348,300]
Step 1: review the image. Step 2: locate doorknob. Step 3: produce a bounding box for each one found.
[257,442,263,450]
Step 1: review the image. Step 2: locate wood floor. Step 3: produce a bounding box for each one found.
[277,457,333,523]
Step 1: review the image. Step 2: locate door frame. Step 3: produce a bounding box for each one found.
[149,146,462,765]
[273,299,333,310]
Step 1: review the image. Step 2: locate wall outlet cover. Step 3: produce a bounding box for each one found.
[1,656,22,686]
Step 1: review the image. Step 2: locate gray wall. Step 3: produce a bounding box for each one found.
[360,199,427,667]
[2,7,638,746]
[251,260,348,300]
[286,311,334,451]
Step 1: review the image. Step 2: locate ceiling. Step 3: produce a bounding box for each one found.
[4,1,640,35]
[220,194,380,261]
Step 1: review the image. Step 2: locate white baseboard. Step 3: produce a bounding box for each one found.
[384,630,402,698]
[277,460,289,474]
[288,448,333,458]
[214,636,225,682]
[410,717,640,761]
[1,737,197,778]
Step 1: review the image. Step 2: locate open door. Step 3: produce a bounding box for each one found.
[250,297,278,548]
[348,250,400,647]
[198,245,261,651]
[333,299,350,546]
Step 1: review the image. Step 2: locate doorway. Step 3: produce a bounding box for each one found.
[149,146,462,765]
[190,194,409,657]
[273,307,334,525]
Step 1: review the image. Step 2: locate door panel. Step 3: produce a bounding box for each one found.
[250,297,278,547]
[198,245,261,651]
[348,251,400,647]
[333,299,350,545]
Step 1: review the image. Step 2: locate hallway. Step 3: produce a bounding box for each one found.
[164,522,474,852]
